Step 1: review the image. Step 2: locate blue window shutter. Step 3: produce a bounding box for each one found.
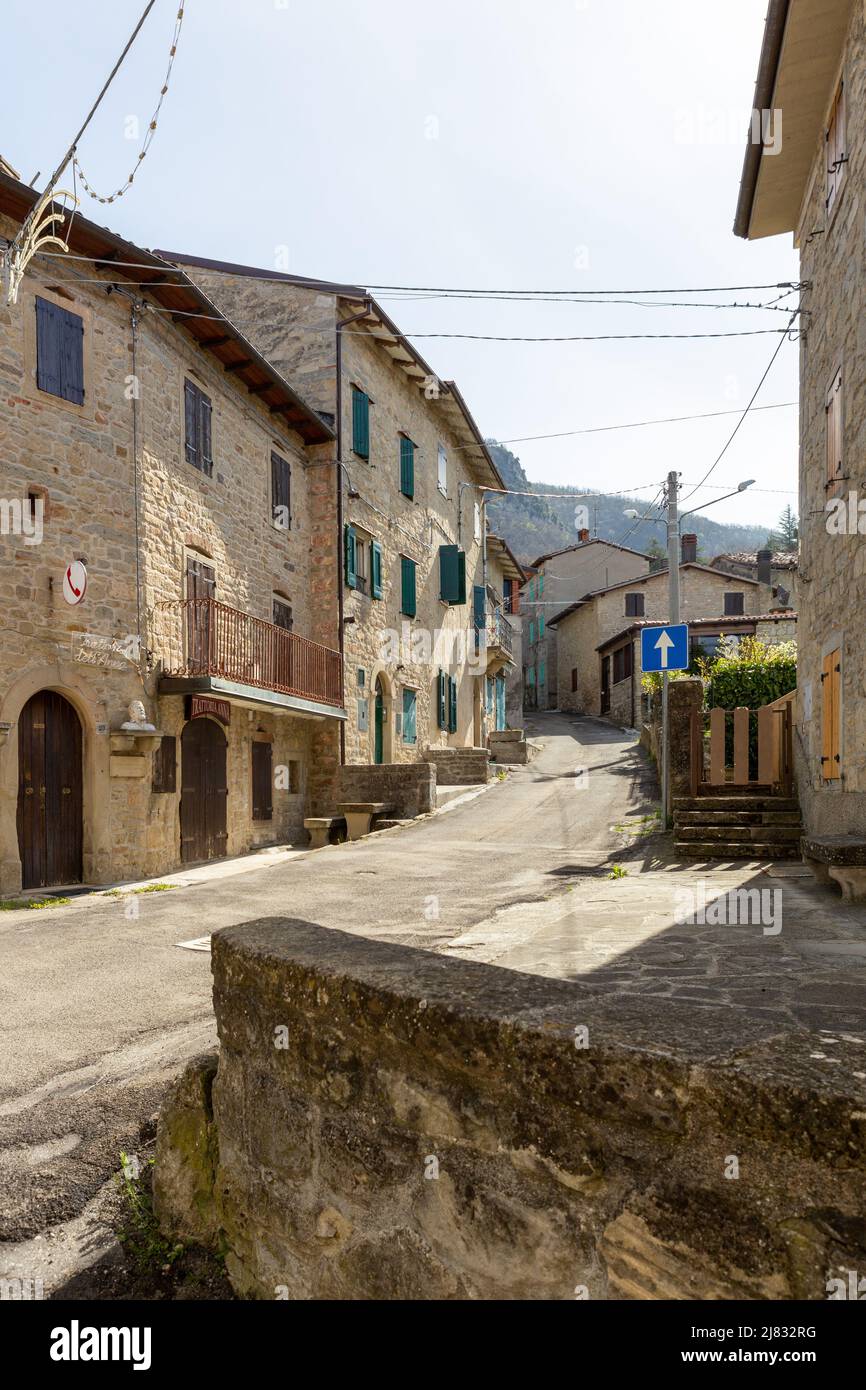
[401,556,416,617]
[59,307,85,405]
[352,387,370,458]
[437,670,447,729]
[403,688,417,744]
[539,614,545,637]
[529,621,535,645]
[400,437,415,498]
[344,524,357,588]
[35,297,63,398]
[371,540,383,599]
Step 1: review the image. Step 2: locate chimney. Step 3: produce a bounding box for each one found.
[756,549,773,586]
[577,528,590,544]
[681,532,698,564]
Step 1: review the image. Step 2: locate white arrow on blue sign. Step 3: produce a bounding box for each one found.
[641,623,689,673]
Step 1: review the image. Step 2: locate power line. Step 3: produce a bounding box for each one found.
[482,400,797,447]
[358,329,795,343]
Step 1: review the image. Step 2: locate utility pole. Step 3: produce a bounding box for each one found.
[660,469,680,828]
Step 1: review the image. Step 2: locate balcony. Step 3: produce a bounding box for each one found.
[157,599,344,713]
[479,609,514,670]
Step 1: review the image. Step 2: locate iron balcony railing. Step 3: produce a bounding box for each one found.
[485,609,514,658]
[157,598,343,708]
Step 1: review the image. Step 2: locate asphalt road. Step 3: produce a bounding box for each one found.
[0,712,655,1266]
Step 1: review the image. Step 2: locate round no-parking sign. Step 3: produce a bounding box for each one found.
[63,561,87,606]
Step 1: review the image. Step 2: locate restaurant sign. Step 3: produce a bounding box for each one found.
[188,695,231,726]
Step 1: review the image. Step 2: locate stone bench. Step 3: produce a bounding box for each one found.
[338,802,394,841]
[303,816,346,850]
[802,835,866,901]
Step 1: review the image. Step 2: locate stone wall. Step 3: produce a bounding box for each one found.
[154,919,866,1300]
[423,746,490,785]
[337,762,435,817]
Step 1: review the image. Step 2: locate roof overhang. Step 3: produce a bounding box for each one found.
[734,0,854,239]
[486,534,527,584]
[0,174,334,445]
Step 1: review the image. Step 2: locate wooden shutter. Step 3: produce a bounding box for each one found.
[826,369,843,493]
[724,592,745,616]
[184,380,200,466]
[400,436,414,498]
[36,297,83,403]
[473,584,486,648]
[625,593,644,618]
[352,387,370,458]
[252,741,273,820]
[36,298,62,396]
[199,392,213,475]
[437,670,447,729]
[370,541,383,599]
[402,689,417,744]
[448,675,458,733]
[401,556,416,617]
[344,524,357,588]
[821,649,842,780]
[152,735,177,794]
[439,545,466,604]
[271,452,291,527]
[60,308,85,404]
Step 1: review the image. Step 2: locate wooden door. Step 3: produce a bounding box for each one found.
[180,718,228,863]
[17,691,83,889]
[374,680,384,765]
[186,556,216,674]
[601,656,611,714]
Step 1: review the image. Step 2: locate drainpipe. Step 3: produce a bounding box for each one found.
[335,301,372,764]
[108,287,144,657]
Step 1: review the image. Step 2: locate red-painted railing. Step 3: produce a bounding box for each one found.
[158,599,343,708]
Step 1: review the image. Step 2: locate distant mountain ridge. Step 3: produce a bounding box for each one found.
[485,442,773,568]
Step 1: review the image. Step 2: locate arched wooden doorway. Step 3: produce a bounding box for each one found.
[17,690,83,889]
[180,718,228,863]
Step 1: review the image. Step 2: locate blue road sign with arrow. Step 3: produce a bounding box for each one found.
[641,623,689,673]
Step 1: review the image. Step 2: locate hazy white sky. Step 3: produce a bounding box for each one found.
[4,0,800,528]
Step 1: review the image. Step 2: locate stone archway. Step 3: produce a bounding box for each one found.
[17,690,83,888]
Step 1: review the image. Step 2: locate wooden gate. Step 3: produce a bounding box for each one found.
[17,690,83,889]
[689,692,794,795]
[180,718,228,863]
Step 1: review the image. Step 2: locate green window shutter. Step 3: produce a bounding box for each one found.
[344,523,357,589]
[529,621,535,645]
[540,660,546,685]
[437,670,447,729]
[539,614,545,638]
[402,688,417,744]
[399,436,415,498]
[448,676,458,733]
[439,545,467,605]
[370,540,383,599]
[352,386,370,458]
[400,556,416,617]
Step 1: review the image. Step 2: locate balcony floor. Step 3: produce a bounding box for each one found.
[158,675,347,722]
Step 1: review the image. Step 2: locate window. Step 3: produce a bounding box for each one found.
[625,592,645,618]
[448,674,458,733]
[355,532,370,594]
[152,735,176,794]
[437,670,448,729]
[399,436,415,499]
[571,668,578,693]
[826,367,843,495]
[402,688,417,745]
[271,452,291,530]
[400,555,417,617]
[474,501,482,543]
[439,545,466,604]
[35,296,84,404]
[612,643,633,684]
[352,386,370,458]
[724,592,745,616]
[437,444,447,496]
[184,379,213,476]
[821,648,841,781]
[273,597,293,631]
[826,79,847,216]
[251,741,273,820]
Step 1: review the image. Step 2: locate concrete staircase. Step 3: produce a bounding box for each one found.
[673,785,802,860]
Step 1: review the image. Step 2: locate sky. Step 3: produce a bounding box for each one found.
[3,0,800,530]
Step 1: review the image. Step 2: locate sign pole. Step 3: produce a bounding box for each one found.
[661,470,680,828]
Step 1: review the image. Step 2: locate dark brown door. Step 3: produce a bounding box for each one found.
[186,556,216,674]
[17,691,83,889]
[600,656,611,714]
[180,718,228,863]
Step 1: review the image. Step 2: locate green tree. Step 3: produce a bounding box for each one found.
[773,505,798,552]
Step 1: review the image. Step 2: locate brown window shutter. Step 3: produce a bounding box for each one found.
[152,735,177,793]
[821,649,841,780]
[252,741,273,820]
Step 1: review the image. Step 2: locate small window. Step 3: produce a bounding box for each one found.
[826,367,843,495]
[352,386,370,458]
[612,644,633,684]
[625,592,645,618]
[152,735,176,794]
[271,452,291,530]
[273,598,293,631]
[400,555,417,617]
[252,741,273,820]
[184,379,213,476]
[826,79,847,215]
[821,649,841,780]
[437,444,447,496]
[354,533,370,595]
[402,687,417,745]
[399,436,415,498]
[35,296,84,404]
[571,668,578,693]
[724,592,745,616]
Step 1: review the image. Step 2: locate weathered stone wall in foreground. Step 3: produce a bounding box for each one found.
[155,920,866,1300]
[337,762,435,818]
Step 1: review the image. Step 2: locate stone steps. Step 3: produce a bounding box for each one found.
[674,796,800,813]
[676,824,801,843]
[674,841,801,860]
[676,809,801,826]
[673,788,802,863]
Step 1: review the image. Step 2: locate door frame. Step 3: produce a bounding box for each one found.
[368,665,394,764]
[180,715,229,863]
[17,689,83,889]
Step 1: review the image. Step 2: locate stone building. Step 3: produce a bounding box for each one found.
[734,0,865,839]
[522,534,651,709]
[485,533,526,731]
[709,549,799,610]
[0,169,343,892]
[156,250,506,764]
[550,539,797,725]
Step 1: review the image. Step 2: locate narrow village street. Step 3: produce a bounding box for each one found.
[0,712,655,1282]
